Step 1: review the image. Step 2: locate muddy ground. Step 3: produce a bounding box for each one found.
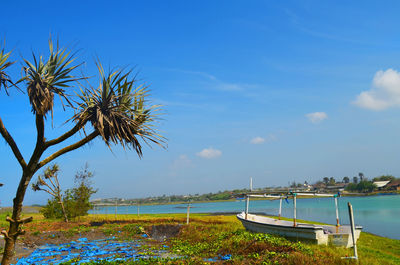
[0,220,183,264]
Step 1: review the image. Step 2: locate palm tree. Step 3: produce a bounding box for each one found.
[328,177,336,185]
[0,40,164,265]
[353,176,358,184]
[343,176,350,183]
[0,47,15,94]
[323,177,329,185]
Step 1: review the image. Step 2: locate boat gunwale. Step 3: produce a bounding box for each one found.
[237,213,363,232]
[237,213,325,231]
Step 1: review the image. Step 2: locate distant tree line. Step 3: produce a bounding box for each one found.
[313,173,399,193]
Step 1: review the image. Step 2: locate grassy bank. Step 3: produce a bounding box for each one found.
[1,212,399,264]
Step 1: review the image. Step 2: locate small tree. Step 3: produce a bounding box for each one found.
[0,40,164,265]
[342,176,350,183]
[358,172,365,181]
[41,164,96,219]
[32,164,68,222]
[68,164,97,218]
[353,176,358,184]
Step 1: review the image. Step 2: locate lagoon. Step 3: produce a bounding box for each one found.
[92,195,400,240]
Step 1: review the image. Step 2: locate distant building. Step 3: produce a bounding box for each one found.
[373,180,390,189]
[386,180,400,191]
[326,184,346,192]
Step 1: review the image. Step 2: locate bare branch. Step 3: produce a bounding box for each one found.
[0,117,27,170]
[18,216,33,224]
[45,121,84,148]
[40,188,57,197]
[37,131,99,169]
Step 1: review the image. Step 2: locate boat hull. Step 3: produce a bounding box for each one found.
[237,212,362,248]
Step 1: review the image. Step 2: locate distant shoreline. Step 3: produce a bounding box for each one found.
[91,192,399,207]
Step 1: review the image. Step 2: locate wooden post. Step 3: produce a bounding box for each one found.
[245,195,249,220]
[137,202,140,217]
[115,200,118,219]
[334,196,340,232]
[186,203,190,225]
[348,202,358,259]
[293,194,297,227]
[250,177,253,191]
[279,196,282,220]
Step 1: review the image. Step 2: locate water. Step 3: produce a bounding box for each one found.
[91,195,400,240]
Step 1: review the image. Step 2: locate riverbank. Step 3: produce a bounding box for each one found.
[90,191,400,207]
[1,212,399,264]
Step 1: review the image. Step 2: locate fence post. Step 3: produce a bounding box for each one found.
[245,195,249,220]
[348,202,358,259]
[293,194,297,227]
[334,196,340,232]
[186,203,191,225]
[115,200,118,219]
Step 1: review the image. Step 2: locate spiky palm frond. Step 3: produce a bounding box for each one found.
[0,47,15,95]
[73,63,165,157]
[22,40,81,116]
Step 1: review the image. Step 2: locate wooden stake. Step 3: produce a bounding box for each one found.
[186,203,190,225]
[348,202,358,259]
[245,196,249,220]
[115,200,118,219]
[279,196,282,220]
[334,196,340,232]
[293,194,297,227]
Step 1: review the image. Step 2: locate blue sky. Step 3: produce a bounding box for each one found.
[1,0,400,206]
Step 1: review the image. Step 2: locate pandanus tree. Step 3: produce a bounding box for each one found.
[0,40,164,265]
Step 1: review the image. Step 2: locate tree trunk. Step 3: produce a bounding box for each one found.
[58,195,68,223]
[1,171,34,265]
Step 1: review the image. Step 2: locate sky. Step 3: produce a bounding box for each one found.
[1,0,400,206]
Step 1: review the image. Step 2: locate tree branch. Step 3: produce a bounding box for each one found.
[44,121,84,149]
[0,117,27,170]
[41,188,57,197]
[26,114,45,171]
[37,131,99,170]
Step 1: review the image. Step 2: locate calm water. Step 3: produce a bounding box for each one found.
[91,195,400,240]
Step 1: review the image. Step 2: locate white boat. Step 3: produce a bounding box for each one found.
[237,190,362,248]
[237,212,362,247]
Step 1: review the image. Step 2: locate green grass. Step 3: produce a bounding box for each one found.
[1,212,399,264]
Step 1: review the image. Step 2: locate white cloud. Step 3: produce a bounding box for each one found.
[171,155,192,169]
[306,112,328,123]
[354,69,400,110]
[169,155,193,176]
[250,134,277,145]
[250,137,265,144]
[196,147,222,159]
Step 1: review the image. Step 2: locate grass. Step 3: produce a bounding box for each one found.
[1,212,399,264]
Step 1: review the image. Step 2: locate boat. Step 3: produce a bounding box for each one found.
[236,191,362,248]
[237,212,362,247]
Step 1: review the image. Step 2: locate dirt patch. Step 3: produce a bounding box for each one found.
[148,224,182,241]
